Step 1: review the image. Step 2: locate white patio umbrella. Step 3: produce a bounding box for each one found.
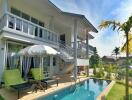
[19,45,58,56]
[19,45,59,80]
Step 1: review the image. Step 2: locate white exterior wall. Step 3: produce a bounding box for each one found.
[7,0,77,46]
[0,0,95,80]
[77,59,89,66]
[0,0,3,17]
[8,0,51,29]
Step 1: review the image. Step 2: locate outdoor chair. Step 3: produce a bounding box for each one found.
[44,77,58,89]
[3,69,32,99]
[30,68,46,92]
[30,68,58,90]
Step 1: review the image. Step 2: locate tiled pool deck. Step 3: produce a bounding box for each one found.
[0,75,114,100]
[0,75,88,100]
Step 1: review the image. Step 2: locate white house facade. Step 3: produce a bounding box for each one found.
[0,0,98,81]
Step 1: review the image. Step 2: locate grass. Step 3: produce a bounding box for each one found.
[106,82,132,100]
[0,95,4,100]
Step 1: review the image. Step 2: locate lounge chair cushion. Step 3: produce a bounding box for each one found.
[3,69,25,86]
[30,68,44,80]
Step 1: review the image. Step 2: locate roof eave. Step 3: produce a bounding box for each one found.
[49,0,98,33]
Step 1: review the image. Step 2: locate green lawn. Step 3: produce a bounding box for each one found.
[106,82,132,100]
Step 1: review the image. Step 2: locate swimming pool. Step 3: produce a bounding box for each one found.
[37,78,111,100]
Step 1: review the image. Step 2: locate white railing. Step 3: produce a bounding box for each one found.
[0,12,59,45]
[71,41,94,58]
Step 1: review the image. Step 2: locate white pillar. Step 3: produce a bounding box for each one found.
[0,40,6,82]
[86,30,89,77]
[2,0,8,15]
[86,32,89,58]
[73,19,78,79]
[50,55,53,77]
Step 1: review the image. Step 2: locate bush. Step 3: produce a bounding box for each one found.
[106,64,113,79]
[129,69,132,77]
[96,63,104,78]
[115,68,125,80]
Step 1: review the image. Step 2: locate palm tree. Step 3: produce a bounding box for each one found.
[99,16,132,100]
[121,34,132,54]
[112,47,120,60]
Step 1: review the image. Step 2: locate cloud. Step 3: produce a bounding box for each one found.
[112,0,132,22]
[90,0,132,57]
[90,29,123,57]
[51,0,130,57]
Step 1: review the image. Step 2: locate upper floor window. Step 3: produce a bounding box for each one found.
[22,12,30,21]
[11,8,21,17]
[31,17,38,24]
[10,7,45,28]
[39,21,44,27]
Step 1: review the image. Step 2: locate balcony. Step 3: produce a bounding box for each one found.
[71,41,94,58]
[0,12,59,45]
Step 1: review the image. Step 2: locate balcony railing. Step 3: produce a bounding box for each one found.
[71,41,94,51]
[0,12,59,45]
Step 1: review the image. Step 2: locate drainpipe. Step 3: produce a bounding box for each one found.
[73,19,78,79]
[86,30,89,77]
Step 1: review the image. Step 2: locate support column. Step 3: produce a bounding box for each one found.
[2,0,8,15]
[0,40,6,82]
[86,30,89,77]
[73,19,78,79]
[50,55,53,77]
[86,32,89,58]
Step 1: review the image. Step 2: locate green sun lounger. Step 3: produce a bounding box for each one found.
[30,68,58,90]
[30,68,44,81]
[3,69,32,99]
[30,68,45,92]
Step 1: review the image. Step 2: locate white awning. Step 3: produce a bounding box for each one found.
[77,59,89,66]
[19,45,59,56]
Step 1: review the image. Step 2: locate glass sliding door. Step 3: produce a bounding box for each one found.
[43,56,50,78]
[6,42,24,69]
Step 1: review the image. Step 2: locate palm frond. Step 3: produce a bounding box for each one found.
[99,20,121,31]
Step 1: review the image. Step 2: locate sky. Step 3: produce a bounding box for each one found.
[50,0,132,57]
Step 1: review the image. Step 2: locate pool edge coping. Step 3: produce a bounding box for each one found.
[34,77,89,100]
[96,80,115,100]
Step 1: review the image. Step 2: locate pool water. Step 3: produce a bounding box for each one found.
[37,78,111,100]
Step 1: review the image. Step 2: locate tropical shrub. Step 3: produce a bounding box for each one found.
[96,62,104,78]
[129,69,132,77]
[106,64,113,79]
[116,68,125,80]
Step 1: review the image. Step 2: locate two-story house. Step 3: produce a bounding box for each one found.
[0,0,98,81]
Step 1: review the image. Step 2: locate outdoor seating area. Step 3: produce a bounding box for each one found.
[0,73,87,100]
[0,44,61,99]
[1,68,60,99]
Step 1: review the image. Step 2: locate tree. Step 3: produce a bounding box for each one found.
[112,47,120,60]
[121,34,132,54]
[93,65,97,76]
[89,47,100,68]
[99,16,132,100]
